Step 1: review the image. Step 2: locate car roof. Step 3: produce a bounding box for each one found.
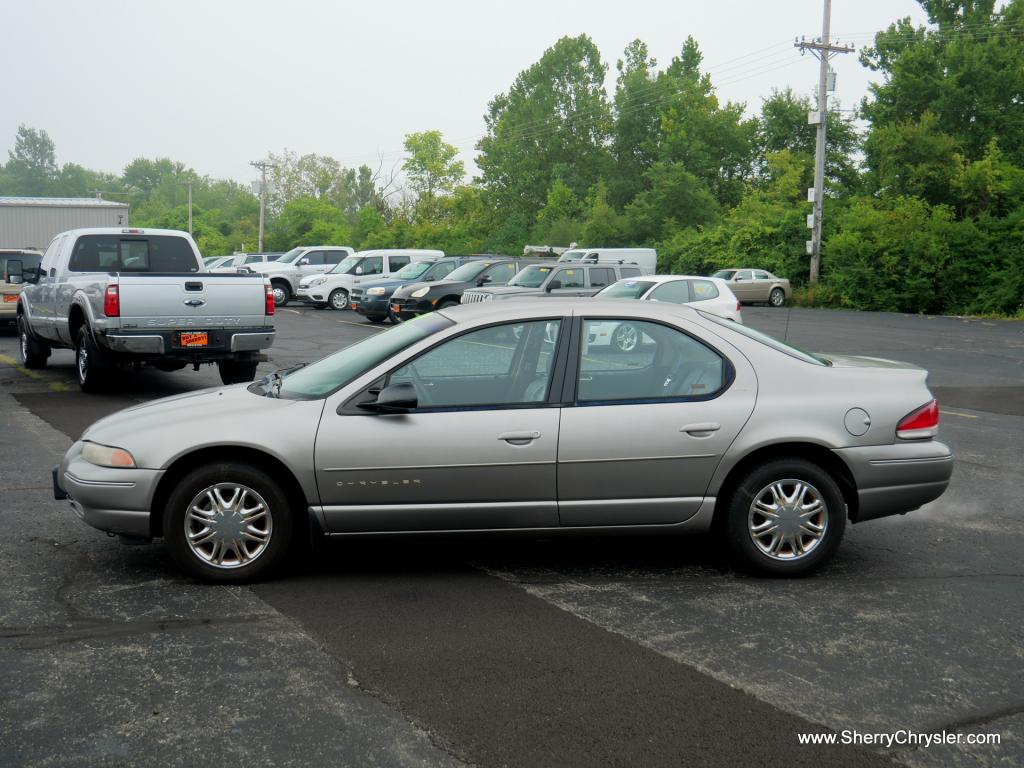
[438,297,705,325]
[610,274,729,286]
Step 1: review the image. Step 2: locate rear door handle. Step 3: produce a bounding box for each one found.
[681,423,721,436]
[498,431,541,445]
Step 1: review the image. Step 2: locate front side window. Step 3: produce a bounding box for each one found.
[648,280,691,304]
[553,268,584,289]
[388,320,562,407]
[712,269,736,280]
[359,256,384,275]
[578,319,725,402]
[508,265,555,288]
[303,251,326,266]
[68,236,198,273]
[483,262,517,284]
[276,248,304,263]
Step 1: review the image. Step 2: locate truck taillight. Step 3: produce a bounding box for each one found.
[103,285,120,317]
[265,283,275,316]
[897,399,939,439]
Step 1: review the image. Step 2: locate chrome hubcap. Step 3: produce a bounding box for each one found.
[184,483,273,569]
[615,324,638,352]
[748,479,828,561]
[331,290,348,309]
[77,345,88,382]
[20,330,28,362]
[272,286,286,304]
[771,290,783,306]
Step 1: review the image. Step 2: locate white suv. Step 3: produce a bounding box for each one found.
[249,246,355,306]
[296,249,443,310]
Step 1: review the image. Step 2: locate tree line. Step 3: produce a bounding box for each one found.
[1,0,1021,316]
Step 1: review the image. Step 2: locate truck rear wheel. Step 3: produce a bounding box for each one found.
[218,360,259,385]
[18,316,50,369]
[271,281,291,307]
[76,326,112,393]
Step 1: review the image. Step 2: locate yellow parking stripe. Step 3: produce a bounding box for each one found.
[0,354,70,391]
[939,409,979,419]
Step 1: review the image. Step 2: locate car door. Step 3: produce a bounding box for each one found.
[28,237,63,341]
[557,316,756,527]
[731,269,755,301]
[314,318,565,532]
[548,267,588,297]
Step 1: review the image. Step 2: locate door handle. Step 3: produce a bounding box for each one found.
[498,431,541,445]
[681,423,721,436]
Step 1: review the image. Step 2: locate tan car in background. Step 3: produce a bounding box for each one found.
[712,269,791,307]
[1,249,42,328]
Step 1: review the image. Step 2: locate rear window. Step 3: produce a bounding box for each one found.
[597,279,655,299]
[68,236,199,273]
[690,280,719,301]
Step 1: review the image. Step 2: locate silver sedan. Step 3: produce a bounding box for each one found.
[55,300,954,582]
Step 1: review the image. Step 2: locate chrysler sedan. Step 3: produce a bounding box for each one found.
[54,301,953,582]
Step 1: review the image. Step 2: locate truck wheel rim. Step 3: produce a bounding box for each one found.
[77,345,88,383]
[272,286,286,304]
[20,329,29,362]
[748,479,828,561]
[184,483,273,569]
[331,291,348,310]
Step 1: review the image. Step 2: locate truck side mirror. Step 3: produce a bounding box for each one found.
[546,280,562,292]
[5,259,24,284]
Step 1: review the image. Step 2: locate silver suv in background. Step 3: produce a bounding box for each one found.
[249,246,355,306]
[461,262,644,303]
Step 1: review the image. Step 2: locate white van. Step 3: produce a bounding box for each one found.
[558,247,657,275]
[296,249,443,310]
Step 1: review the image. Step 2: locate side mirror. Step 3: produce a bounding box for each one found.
[734,275,743,281]
[297,257,310,266]
[5,259,24,285]
[357,382,418,413]
[476,275,492,286]
[546,280,562,292]
[355,266,364,275]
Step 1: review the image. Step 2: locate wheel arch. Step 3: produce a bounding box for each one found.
[712,441,859,527]
[68,302,89,344]
[149,446,310,538]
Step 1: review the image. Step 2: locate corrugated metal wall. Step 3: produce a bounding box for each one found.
[0,205,130,250]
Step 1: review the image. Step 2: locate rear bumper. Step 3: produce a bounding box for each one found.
[56,443,162,538]
[99,328,275,358]
[835,441,954,522]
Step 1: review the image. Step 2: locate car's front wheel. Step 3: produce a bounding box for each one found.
[769,288,786,307]
[163,463,294,582]
[18,315,49,369]
[722,457,845,576]
[329,289,349,310]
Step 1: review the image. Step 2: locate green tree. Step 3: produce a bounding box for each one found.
[402,130,464,199]
[581,180,626,245]
[610,39,661,207]
[4,125,58,195]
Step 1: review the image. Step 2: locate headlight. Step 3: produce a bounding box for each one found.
[367,287,386,296]
[309,277,326,286]
[82,442,136,468]
[411,286,430,298]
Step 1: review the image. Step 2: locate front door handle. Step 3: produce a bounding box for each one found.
[498,430,541,445]
[681,422,721,437]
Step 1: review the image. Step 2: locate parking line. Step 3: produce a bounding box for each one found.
[940,409,979,419]
[282,309,302,315]
[0,354,70,391]
[337,319,385,331]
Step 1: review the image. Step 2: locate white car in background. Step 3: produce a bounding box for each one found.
[297,249,444,310]
[589,275,741,352]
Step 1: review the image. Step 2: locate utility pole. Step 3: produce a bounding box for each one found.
[249,160,276,253]
[796,0,854,284]
[180,180,194,236]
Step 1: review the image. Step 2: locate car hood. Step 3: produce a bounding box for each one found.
[81,384,323,469]
[393,279,469,298]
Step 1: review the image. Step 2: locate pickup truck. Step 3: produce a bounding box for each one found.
[16,227,276,392]
[247,245,354,306]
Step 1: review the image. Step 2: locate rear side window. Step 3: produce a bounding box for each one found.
[754,270,772,279]
[68,236,198,273]
[648,280,691,304]
[553,268,585,289]
[620,267,641,278]
[689,280,719,301]
[589,268,614,288]
[484,262,518,284]
[390,255,411,270]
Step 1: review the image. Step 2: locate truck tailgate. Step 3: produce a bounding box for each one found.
[116,275,270,329]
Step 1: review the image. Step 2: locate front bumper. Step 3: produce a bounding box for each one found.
[55,442,163,538]
[99,328,275,358]
[389,297,434,319]
[354,293,390,316]
[295,286,326,304]
[835,441,954,522]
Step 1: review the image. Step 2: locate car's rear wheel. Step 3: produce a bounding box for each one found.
[18,315,49,369]
[271,281,291,307]
[329,289,349,310]
[218,359,259,385]
[163,463,293,582]
[769,288,786,307]
[722,458,845,576]
[76,326,112,393]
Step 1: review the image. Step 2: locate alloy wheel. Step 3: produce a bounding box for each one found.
[184,483,273,569]
[747,479,828,561]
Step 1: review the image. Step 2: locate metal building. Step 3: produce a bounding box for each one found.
[0,197,130,250]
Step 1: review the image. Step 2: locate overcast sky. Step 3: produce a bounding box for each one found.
[3,0,929,186]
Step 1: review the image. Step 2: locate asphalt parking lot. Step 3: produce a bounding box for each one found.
[1,304,1022,768]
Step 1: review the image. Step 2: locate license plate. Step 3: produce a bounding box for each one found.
[2,294,17,303]
[180,331,208,347]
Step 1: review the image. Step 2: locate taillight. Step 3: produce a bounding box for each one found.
[897,399,939,439]
[736,301,742,313]
[103,284,120,317]
[265,283,275,316]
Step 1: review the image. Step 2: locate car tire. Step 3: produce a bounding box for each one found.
[271,281,291,307]
[163,462,294,583]
[721,457,846,576]
[329,289,349,311]
[18,315,49,369]
[769,288,786,307]
[388,309,404,323]
[75,326,112,393]
[218,360,259,385]
[437,299,459,310]
[612,322,640,353]
[366,315,387,324]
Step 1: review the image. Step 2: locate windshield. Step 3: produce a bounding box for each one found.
[508,265,556,288]
[698,310,829,366]
[444,261,491,282]
[712,270,737,280]
[276,247,304,263]
[276,313,454,398]
[394,261,434,279]
[560,250,585,262]
[597,279,656,299]
[329,255,361,274]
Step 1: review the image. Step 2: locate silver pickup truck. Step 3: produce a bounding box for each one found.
[16,227,276,392]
